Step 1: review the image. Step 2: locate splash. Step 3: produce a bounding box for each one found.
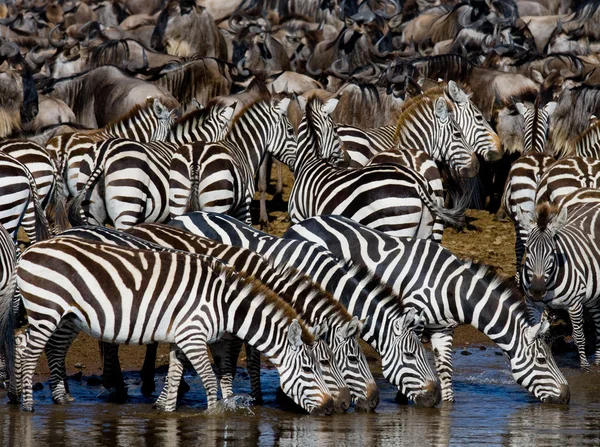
[204,394,255,416]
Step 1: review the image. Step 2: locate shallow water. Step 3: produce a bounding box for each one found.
[1,349,600,447]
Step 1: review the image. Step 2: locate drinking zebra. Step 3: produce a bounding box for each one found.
[168,97,297,223]
[282,215,570,404]
[519,189,600,371]
[287,95,465,240]
[170,211,441,407]
[501,101,557,275]
[9,237,334,414]
[54,223,373,412]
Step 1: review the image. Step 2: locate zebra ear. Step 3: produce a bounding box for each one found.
[191,98,204,110]
[322,98,339,115]
[297,96,307,112]
[311,322,329,340]
[590,115,598,126]
[288,319,303,348]
[516,206,535,233]
[548,206,568,236]
[447,81,467,104]
[525,319,550,344]
[515,102,528,116]
[152,98,170,119]
[274,98,291,118]
[543,101,557,116]
[340,316,362,339]
[221,104,236,121]
[434,97,449,121]
[394,308,417,335]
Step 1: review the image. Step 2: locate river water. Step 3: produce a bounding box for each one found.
[1,348,599,446]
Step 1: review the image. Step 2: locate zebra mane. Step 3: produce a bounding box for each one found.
[460,258,526,308]
[228,97,272,131]
[174,100,215,125]
[216,264,315,344]
[338,258,405,311]
[102,97,158,129]
[413,54,474,85]
[394,92,449,142]
[574,116,600,149]
[535,203,559,232]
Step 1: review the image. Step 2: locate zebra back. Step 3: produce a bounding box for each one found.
[516,101,557,154]
[167,102,235,145]
[535,156,600,207]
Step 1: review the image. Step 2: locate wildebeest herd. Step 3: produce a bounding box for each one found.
[2,0,600,417]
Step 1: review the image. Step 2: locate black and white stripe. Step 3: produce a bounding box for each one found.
[535,156,600,207]
[169,211,442,407]
[283,215,571,404]
[288,96,464,240]
[168,98,297,222]
[9,237,334,414]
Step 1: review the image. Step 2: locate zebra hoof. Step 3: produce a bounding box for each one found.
[7,392,20,405]
[21,403,34,412]
[141,382,156,397]
[581,363,591,373]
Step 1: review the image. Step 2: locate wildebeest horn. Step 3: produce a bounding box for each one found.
[228,12,249,33]
[543,58,552,76]
[374,0,401,19]
[236,57,250,76]
[305,56,322,76]
[0,15,19,26]
[49,24,68,48]
[62,2,80,15]
[29,45,46,65]
[0,39,19,59]
[331,58,350,79]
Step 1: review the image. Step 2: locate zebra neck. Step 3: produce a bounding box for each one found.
[295,122,324,174]
[104,110,152,141]
[225,110,270,172]
[396,120,437,157]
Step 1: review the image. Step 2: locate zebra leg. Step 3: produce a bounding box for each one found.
[21,321,59,411]
[589,306,600,366]
[245,342,264,405]
[176,336,219,408]
[140,343,158,396]
[155,344,186,412]
[275,160,283,196]
[569,302,590,371]
[101,342,127,399]
[514,224,526,287]
[20,193,38,244]
[431,330,455,402]
[209,336,243,398]
[258,155,270,230]
[8,332,27,403]
[45,319,79,404]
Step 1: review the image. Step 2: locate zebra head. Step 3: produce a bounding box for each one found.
[266,97,298,170]
[511,316,570,404]
[298,95,350,168]
[329,316,379,412]
[518,204,567,303]
[380,308,440,407]
[432,97,479,179]
[279,319,334,415]
[149,97,177,141]
[200,103,236,142]
[516,101,558,154]
[311,322,351,412]
[447,81,503,162]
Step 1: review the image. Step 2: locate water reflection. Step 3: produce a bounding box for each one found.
[0,353,599,446]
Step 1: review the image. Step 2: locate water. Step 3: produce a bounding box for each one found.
[1,348,600,446]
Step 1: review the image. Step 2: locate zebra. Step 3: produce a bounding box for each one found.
[68,103,235,230]
[168,97,297,223]
[575,116,600,158]
[0,140,68,234]
[501,101,557,276]
[282,214,571,404]
[0,223,17,383]
[518,189,600,371]
[535,156,600,207]
[0,152,50,244]
[287,95,465,240]
[53,223,373,412]
[337,81,501,168]
[48,97,177,198]
[8,237,334,414]
[169,211,442,407]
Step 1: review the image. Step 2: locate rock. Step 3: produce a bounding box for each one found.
[69,371,83,381]
[32,383,43,391]
[86,375,103,386]
[460,350,472,356]
[74,363,85,369]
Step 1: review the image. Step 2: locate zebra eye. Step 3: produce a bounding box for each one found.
[302,365,313,373]
[537,357,547,365]
[405,352,415,359]
[348,355,358,363]
[319,359,329,366]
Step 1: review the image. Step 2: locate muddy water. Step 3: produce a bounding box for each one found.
[1,349,600,446]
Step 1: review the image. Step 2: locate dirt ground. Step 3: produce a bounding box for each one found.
[30,163,518,377]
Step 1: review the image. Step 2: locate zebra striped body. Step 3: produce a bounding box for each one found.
[520,190,600,371]
[168,99,296,223]
[0,152,50,244]
[56,223,372,411]
[535,157,600,207]
[336,124,395,167]
[288,96,464,240]
[170,211,441,407]
[575,118,600,158]
[0,223,17,382]
[283,215,570,404]
[57,98,176,198]
[502,101,557,275]
[11,237,334,413]
[0,140,67,234]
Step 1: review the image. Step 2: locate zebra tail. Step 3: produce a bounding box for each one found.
[67,157,104,227]
[0,262,17,389]
[22,166,51,242]
[46,164,70,234]
[186,159,202,213]
[417,179,468,229]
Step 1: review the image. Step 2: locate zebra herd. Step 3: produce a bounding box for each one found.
[0,68,590,416]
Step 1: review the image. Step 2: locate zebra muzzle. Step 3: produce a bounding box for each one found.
[413,380,441,407]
